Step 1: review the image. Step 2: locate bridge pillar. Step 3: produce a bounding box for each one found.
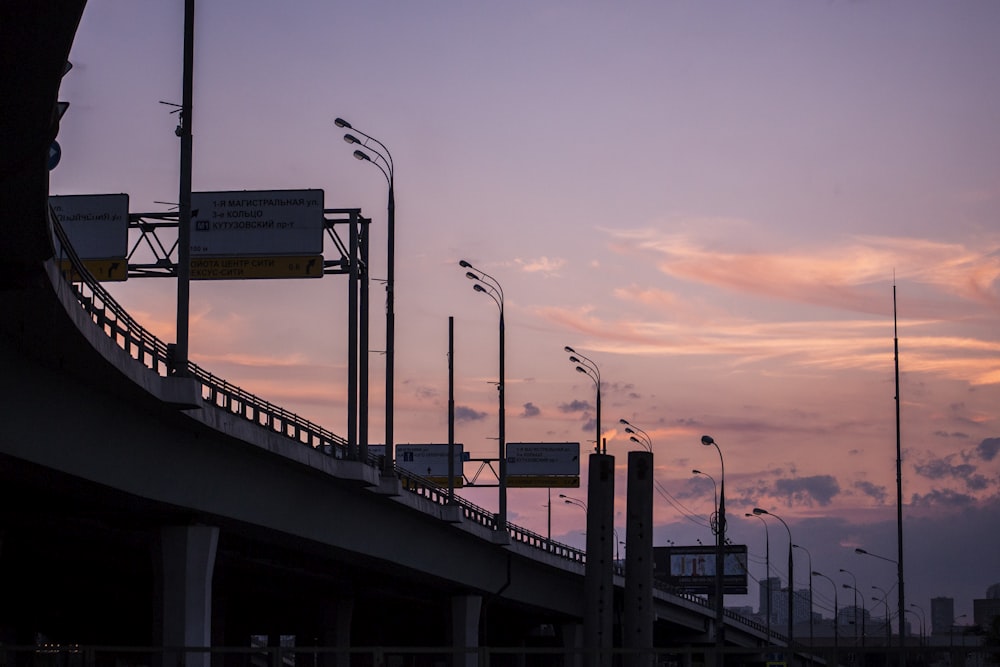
[585,452,615,667]
[624,450,654,667]
[319,597,353,667]
[561,622,584,667]
[451,594,482,667]
[159,525,219,667]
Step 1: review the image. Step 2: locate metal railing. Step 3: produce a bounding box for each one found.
[46,209,779,633]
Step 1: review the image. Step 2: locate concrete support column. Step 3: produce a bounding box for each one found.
[624,450,654,667]
[319,597,353,667]
[160,525,219,667]
[585,452,615,667]
[561,622,584,667]
[451,594,482,667]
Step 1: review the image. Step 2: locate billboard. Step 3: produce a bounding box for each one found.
[506,442,580,488]
[50,194,129,281]
[653,544,748,594]
[369,444,465,487]
[190,189,324,258]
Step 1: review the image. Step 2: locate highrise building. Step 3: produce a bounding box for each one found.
[931,596,955,635]
[759,577,781,622]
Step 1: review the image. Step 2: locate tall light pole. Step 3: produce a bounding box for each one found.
[840,568,859,646]
[812,571,839,663]
[754,508,792,647]
[855,547,900,644]
[873,586,891,651]
[793,544,814,652]
[910,604,926,647]
[460,260,506,530]
[694,469,719,527]
[566,347,602,453]
[747,513,771,642]
[703,436,727,660]
[335,117,394,476]
[843,583,867,648]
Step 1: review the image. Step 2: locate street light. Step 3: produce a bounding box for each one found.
[855,547,897,564]
[856,547,899,642]
[747,513,772,642]
[619,418,652,452]
[335,117,395,476]
[694,469,720,538]
[950,613,967,655]
[910,603,926,647]
[460,260,506,530]
[812,571,839,661]
[565,346,602,453]
[793,544,814,651]
[840,568,860,646]
[754,508,792,646]
[842,583,867,648]
[872,586,891,651]
[703,436,727,657]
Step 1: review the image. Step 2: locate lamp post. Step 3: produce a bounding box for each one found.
[856,547,899,644]
[694,469,719,529]
[843,583,867,648]
[620,418,652,453]
[460,260,506,530]
[565,347,602,453]
[910,604,926,647]
[793,544,814,652]
[335,117,394,476]
[754,508,792,647]
[812,571,839,662]
[840,568,859,646]
[702,436,727,659]
[872,587,891,656]
[747,513,771,642]
[950,614,967,656]
[854,548,906,652]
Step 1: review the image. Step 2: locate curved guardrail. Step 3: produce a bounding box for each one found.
[47,209,586,558]
[48,209,783,637]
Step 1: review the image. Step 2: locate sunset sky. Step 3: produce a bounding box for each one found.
[52,1,1000,624]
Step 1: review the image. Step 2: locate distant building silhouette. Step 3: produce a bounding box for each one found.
[974,583,1000,630]
[931,596,955,635]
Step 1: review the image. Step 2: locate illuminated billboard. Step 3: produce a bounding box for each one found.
[653,544,748,594]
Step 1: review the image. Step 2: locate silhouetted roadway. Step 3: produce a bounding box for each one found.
[1,3,775,661]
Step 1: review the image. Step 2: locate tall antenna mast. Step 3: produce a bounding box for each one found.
[894,283,906,665]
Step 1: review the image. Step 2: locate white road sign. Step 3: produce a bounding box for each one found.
[506,442,580,476]
[190,189,324,257]
[49,194,129,260]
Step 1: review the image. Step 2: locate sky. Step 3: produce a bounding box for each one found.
[51,1,1000,627]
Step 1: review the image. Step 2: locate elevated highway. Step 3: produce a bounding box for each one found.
[0,2,780,663]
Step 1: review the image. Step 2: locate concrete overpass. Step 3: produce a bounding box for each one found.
[0,2,781,664]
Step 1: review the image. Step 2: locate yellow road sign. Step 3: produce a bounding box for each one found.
[191,255,323,280]
[506,475,580,488]
[59,259,128,282]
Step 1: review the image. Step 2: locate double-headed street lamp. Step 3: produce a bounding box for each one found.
[842,582,867,648]
[565,347,602,453]
[793,544,814,651]
[754,508,793,646]
[702,436,727,657]
[910,603,926,646]
[747,513,771,642]
[695,469,719,530]
[873,585,891,650]
[460,260,506,529]
[335,117,395,475]
[619,418,652,452]
[840,568,860,646]
[856,547,900,643]
[812,571,839,659]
